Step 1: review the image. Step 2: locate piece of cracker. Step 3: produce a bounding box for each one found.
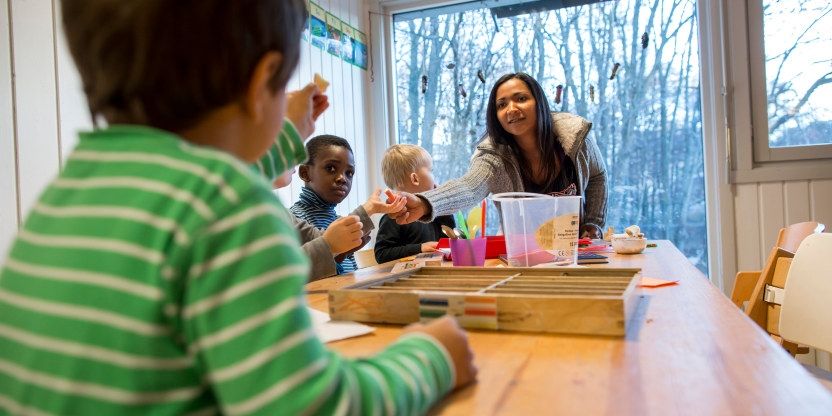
[313,73,329,92]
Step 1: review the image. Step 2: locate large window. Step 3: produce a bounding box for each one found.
[751,0,832,162]
[391,0,708,272]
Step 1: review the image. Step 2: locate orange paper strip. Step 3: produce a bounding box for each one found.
[640,277,679,288]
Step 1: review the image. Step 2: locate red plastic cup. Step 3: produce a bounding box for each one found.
[449,237,487,266]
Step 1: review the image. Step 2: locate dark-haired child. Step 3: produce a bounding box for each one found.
[0,1,475,414]
[290,135,360,274]
[273,168,405,280]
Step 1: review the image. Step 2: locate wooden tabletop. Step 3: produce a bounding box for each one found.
[305,241,832,415]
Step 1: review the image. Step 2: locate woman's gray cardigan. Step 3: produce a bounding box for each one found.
[419,112,608,232]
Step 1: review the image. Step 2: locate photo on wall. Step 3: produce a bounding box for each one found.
[301,0,310,41]
[341,25,355,65]
[309,2,328,50]
[353,30,368,70]
[325,12,342,57]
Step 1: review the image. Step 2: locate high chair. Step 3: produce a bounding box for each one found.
[731,221,824,309]
[779,233,832,391]
[737,222,824,356]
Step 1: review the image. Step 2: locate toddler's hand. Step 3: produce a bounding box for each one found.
[362,189,406,216]
[404,316,477,390]
[421,241,439,253]
[323,215,363,255]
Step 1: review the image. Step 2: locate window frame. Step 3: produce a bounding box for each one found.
[726,0,832,183]
[369,0,735,288]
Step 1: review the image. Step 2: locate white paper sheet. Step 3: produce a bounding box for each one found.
[307,307,375,343]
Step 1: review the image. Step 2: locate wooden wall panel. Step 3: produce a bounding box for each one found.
[353,0,370,206]
[278,0,372,219]
[0,0,19,258]
[758,182,785,260]
[783,181,811,225]
[53,2,91,161]
[809,179,832,229]
[734,183,762,270]
[10,0,61,216]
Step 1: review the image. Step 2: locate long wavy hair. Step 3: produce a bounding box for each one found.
[485,73,568,191]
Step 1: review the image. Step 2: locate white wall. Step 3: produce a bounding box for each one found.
[1,0,18,259]
[0,0,373,257]
[733,180,832,276]
[0,0,89,258]
[276,0,372,218]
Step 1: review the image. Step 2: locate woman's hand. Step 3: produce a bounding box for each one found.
[580,224,603,239]
[386,191,428,225]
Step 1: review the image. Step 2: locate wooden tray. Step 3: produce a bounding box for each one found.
[329,266,642,336]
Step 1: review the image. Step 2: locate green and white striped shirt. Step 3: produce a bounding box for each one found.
[0,122,454,415]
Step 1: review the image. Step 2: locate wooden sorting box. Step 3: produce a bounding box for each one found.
[329,266,642,336]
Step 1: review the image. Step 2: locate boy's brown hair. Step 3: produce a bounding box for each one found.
[61,0,308,132]
[381,144,432,190]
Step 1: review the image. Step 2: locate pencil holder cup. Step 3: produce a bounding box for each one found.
[450,238,487,267]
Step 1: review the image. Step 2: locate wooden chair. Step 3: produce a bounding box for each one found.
[731,221,825,309]
[779,233,832,391]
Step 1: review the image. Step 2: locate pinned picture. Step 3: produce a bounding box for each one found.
[353,30,368,70]
[301,0,310,42]
[325,13,342,57]
[341,25,355,65]
[309,2,328,50]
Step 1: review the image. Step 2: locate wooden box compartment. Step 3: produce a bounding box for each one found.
[329,266,642,336]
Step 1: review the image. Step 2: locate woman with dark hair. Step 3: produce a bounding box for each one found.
[392,72,608,238]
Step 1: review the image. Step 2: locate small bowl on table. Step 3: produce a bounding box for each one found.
[611,236,647,254]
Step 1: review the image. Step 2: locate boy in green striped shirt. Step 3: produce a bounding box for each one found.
[0,1,475,415]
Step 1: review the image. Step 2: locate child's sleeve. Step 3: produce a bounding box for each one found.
[182,191,455,415]
[255,119,308,180]
[293,215,339,281]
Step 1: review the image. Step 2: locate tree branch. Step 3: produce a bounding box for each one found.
[769,71,832,132]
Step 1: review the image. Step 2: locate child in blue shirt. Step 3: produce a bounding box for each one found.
[290,135,360,274]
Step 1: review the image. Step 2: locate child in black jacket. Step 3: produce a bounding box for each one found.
[375,144,455,264]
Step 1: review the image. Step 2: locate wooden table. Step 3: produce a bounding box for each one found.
[306,241,832,415]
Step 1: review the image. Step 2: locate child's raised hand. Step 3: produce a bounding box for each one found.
[285,83,330,140]
[404,316,477,390]
[362,188,406,216]
[421,241,439,253]
[322,215,363,255]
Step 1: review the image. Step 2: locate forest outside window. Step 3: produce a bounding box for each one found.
[749,0,832,162]
[390,0,709,273]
